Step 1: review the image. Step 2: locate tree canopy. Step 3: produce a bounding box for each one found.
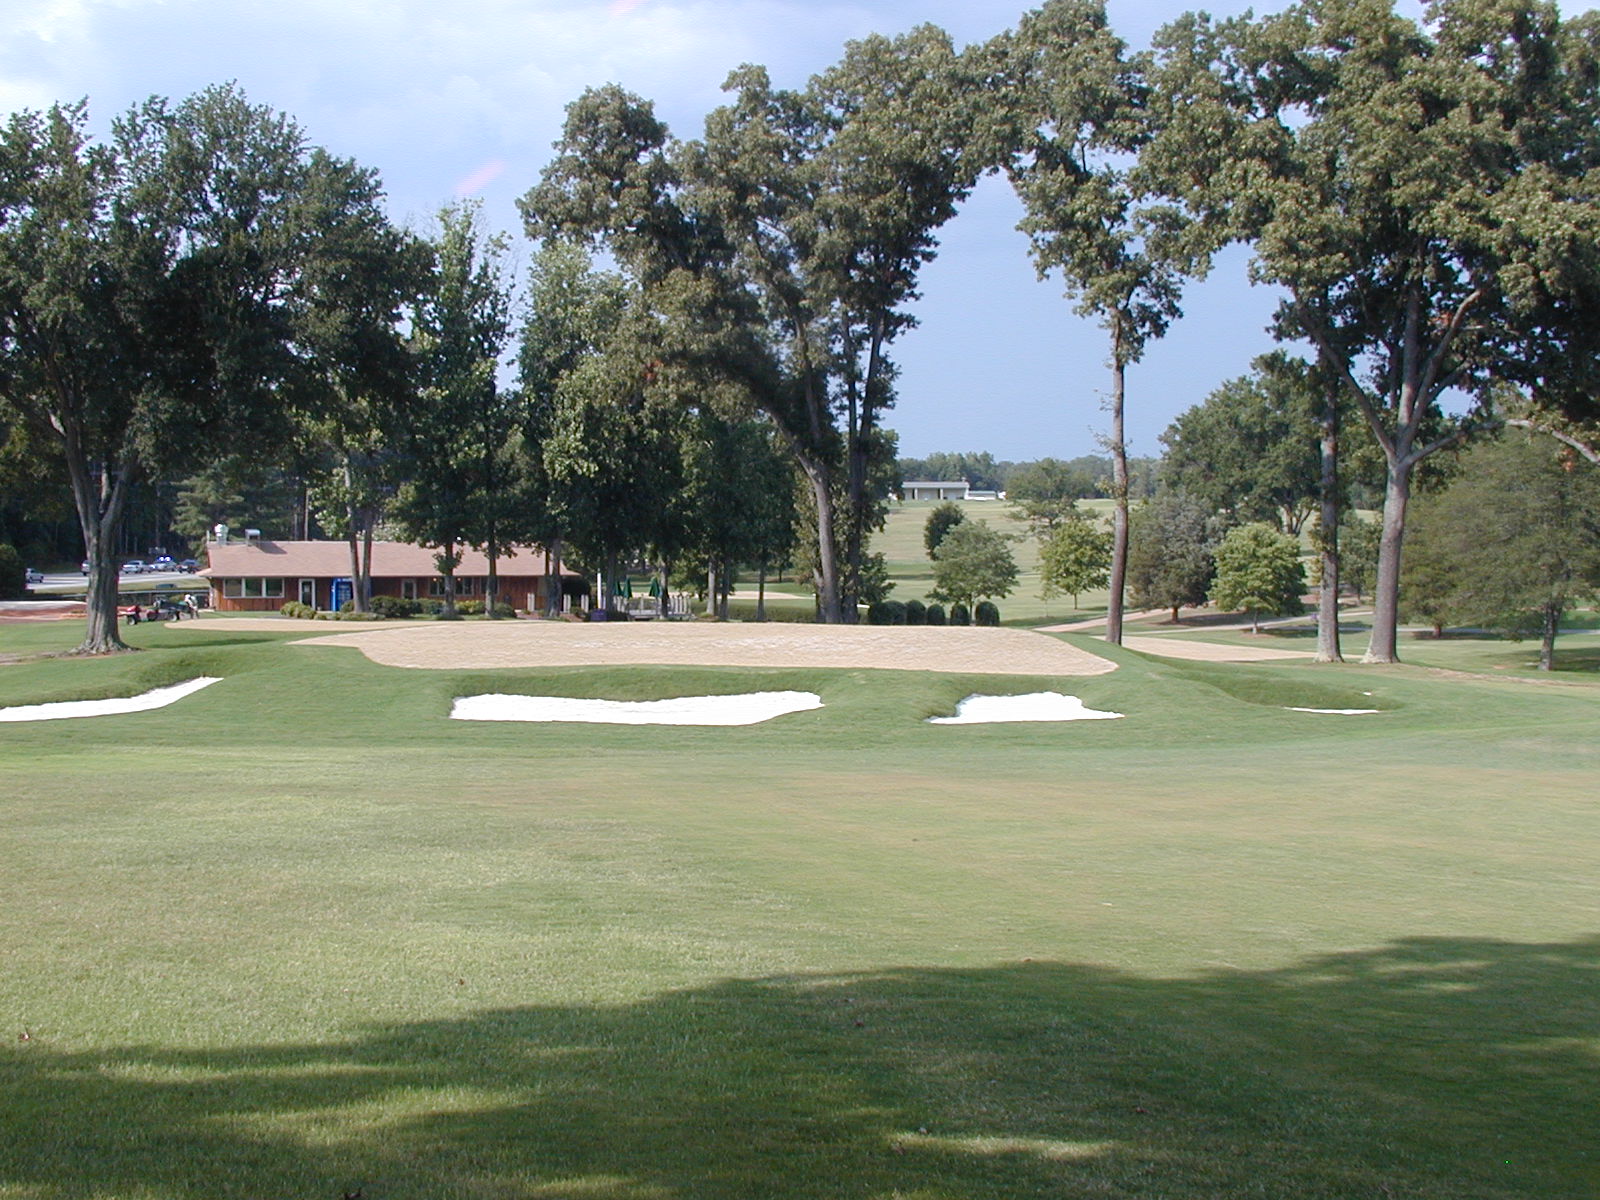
[1209,522,1306,634]
[0,86,417,649]
[929,520,1020,611]
[1144,0,1600,661]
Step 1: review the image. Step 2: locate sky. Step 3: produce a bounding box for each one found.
[3,0,1293,462]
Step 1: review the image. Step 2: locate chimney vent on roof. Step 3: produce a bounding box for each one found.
[244,528,261,544]
[212,523,229,545]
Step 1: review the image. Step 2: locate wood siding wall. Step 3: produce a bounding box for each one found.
[209,576,557,613]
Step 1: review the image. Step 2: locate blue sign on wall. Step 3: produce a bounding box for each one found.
[330,578,353,611]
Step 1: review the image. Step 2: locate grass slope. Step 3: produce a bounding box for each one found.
[873,498,1114,624]
[2,618,1597,1199]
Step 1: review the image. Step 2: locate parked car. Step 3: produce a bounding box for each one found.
[178,558,199,573]
[121,560,148,575]
[25,567,43,584]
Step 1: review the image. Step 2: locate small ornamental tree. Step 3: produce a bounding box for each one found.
[923,501,966,556]
[1209,523,1306,634]
[1039,513,1112,609]
[1009,458,1095,533]
[1335,515,1382,604]
[1401,435,1600,669]
[929,520,1019,612]
[1127,492,1220,621]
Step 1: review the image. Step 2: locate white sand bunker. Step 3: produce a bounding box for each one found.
[1286,707,1381,715]
[0,677,220,723]
[929,692,1124,725]
[451,690,823,726]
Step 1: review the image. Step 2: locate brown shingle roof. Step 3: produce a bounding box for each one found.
[201,540,577,578]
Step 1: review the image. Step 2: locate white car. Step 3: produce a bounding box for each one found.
[121,560,148,575]
[25,567,44,585]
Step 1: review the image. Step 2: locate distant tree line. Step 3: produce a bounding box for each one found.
[895,452,1159,502]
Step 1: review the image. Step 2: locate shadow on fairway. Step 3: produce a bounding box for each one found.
[2,936,1593,1199]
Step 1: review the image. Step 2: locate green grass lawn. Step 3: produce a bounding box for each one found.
[1125,609,1600,678]
[874,498,1115,624]
[2,618,1597,1198]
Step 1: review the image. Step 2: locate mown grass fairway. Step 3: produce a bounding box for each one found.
[2,618,1597,1199]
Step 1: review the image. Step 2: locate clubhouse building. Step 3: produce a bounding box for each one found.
[200,537,584,613]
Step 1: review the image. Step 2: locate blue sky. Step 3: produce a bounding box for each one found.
[5,0,1297,461]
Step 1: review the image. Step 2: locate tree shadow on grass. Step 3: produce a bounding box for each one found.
[2,937,1595,1199]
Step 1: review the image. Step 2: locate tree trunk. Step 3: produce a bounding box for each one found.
[843,362,862,620]
[802,459,843,623]
[842,319,887,626]
[360,523,374,611]
[1539,603,1559,671]
[345,523,362,614]
[1105,333,1129,646]
[487,539,500,618]
[1365,459,1414,663]
[658,563,671,619]
[756,559,768,622]
[545,537,564,618]
[440,539,459,614]
[1314,376,1343,663]
[69,451,134,655]
[80,556,128,653]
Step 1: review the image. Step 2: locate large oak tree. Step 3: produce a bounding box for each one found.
[0,86,414,649]
[1145,0,1600,662]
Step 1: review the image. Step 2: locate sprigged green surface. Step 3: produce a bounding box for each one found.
[2,620,1597,1199]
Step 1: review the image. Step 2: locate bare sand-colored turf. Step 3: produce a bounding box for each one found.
[213,619,1122,675]
[1120,635,1314,662]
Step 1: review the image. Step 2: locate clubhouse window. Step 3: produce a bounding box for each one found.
[222,577,285,598]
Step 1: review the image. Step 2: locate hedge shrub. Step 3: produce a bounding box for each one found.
[924,602,946,626]
[0,544,25,600]
[867,600,908,625]
[904,598,927,625]
[974,600,1001,627]
[949,602,971,626]
[370,594,429,619]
